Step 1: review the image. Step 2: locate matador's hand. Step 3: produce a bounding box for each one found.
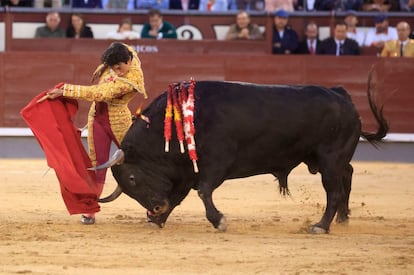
[37,88,64,103]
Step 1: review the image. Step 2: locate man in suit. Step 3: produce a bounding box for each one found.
[272,9,299,54]
[296,22,320,54]
[317,22,360,56]
[381,21,414,57]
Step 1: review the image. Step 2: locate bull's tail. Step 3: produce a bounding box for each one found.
[361,67,389,146]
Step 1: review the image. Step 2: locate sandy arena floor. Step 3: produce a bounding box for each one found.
[0,159,413,275]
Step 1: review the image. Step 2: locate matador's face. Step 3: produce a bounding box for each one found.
[112,59,132,77]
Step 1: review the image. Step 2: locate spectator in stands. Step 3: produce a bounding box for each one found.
[72,0,102,8]
[294,0,315,10]
[134,0,169,9]
[33,0,61,8]
[296,22,320,54]
[344,10,365,47]
[169,0,199,10]
[389,0,402,10]
[34,11,66,38]
[313,0,361,10]
[381,21,414,57]
[105,0,130,8]
[362,0,391,11]
[1,0,32,7]
[199,0,228,10]
[66,13,94,39]
[339,0,363,10]
[225,11,263,40]
[399,0,414,11]
[107,18,140,40]
[228,0,265,10]
[314,0,337,10]
[271,9,298,54]
[318,22,360,55]
[141,9,177,39]
[364,14,397,50]
[71,0,103,9]
[265,0,296,12]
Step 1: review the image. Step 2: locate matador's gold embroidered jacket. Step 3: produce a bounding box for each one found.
[61,45,147,164]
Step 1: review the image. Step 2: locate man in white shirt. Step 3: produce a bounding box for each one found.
[364,14,398,49]
[344,11,365,47]
[106,17,140,40]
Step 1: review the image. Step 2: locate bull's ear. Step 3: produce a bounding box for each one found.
[88,149,125,170]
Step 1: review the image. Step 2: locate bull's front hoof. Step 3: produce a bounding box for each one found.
[216,216,227,232]
[309,224,329,234]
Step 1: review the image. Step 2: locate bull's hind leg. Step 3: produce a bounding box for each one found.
[336,163,353,224]
[197,183,227,231]
[311,161,343,234]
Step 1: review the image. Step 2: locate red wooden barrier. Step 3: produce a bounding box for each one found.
[0,51,412,133]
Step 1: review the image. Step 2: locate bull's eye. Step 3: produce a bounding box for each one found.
[128,174,136,186]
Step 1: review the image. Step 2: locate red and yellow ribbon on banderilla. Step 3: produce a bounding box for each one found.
[163,79,198,173]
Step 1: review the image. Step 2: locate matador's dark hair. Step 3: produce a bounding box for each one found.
[92,42,133,82]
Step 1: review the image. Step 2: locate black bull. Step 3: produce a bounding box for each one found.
[98,80,388,233]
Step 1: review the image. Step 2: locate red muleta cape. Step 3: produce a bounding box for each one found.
[20,87,100,215]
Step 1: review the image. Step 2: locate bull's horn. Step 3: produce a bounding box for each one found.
[98,185,123,203]
[88,149,125,171]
